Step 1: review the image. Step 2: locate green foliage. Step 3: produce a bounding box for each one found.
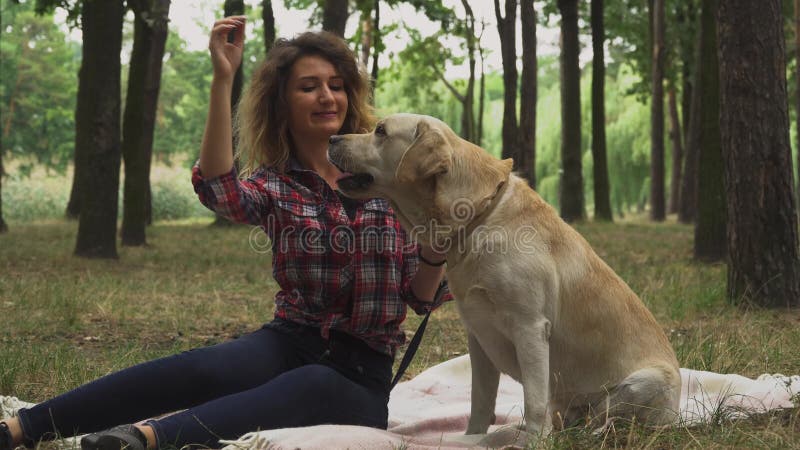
[151,30,212,160]
[0,0,80,174]
[4,164,212,223]
[377,53,670,217]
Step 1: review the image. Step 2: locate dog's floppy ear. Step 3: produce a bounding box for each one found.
[394,121,453,184]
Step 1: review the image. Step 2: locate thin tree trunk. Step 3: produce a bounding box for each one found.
[462,0,476,143]
[121,0,170,247]
[717,0,800,306]
[667,87,683,214]
[370,0,380,94]
[322,0,348,37]
[74,0,125,259]
[679,1,695,150]
[477,30,486,147]
[216,0,245,227]
[694,0,725,262]
[558,0,585,222]
[650,0,666,221]
[519,0,537,187]
[360,10,372,69]
[679,13,704,224]
[263,0,275,53]
[495,0,518,162]
[591,0,612,221]
[0,149,6,233]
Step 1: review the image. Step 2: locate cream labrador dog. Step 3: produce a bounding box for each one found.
[328,113,681,436]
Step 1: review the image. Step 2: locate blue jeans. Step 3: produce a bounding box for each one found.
[17,320,392,448]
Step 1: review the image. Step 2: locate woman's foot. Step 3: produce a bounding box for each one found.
[80,425,148,450]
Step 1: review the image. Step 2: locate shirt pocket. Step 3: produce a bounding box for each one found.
[358,198,400,255]
[273,196,327,256]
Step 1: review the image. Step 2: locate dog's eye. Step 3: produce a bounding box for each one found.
[375,124,386,136]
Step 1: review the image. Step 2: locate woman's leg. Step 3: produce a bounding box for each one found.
[146,364,389,449]
[15,327,302,445]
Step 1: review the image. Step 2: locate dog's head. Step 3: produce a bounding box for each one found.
[328,113,512,237]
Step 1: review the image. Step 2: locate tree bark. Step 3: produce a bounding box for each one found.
[717,0,800,307]
[322,0,348,37]
[0,149,6,233]
[795,0,800,200]
[650,0,666,221]
[477,31,486,147]
[591,0,612,221]
[74,0,125,259]
[679,13,704,224]
[558,0,585,222]
[667,88,683,214]
[263,0,275,53]
[360,9,372,69]
[121,0,171,247]
[519,0,537,187]
[215,0,246,227]
[694,0,725,262]
[494,0,518,163]
[678,1,695,151]
[370,0,380,94]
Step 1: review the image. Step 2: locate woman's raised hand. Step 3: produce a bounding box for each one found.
[209,16,246,82]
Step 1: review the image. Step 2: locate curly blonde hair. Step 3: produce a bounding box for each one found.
[235,31,376,174]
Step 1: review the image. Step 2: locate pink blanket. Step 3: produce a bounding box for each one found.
[218,355,800,449]
[3,355,798,449]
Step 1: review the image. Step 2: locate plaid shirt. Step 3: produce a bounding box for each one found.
[192,159,451,357]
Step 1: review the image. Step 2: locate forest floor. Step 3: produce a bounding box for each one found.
[1,217,798,449]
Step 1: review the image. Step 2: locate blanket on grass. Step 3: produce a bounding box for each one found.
[3,355,798,449]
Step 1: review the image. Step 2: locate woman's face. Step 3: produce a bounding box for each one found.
[285,55,349,144]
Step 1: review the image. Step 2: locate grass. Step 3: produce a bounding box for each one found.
[1,216,799,448]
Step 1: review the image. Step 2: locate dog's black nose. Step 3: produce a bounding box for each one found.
[329,135,343,144]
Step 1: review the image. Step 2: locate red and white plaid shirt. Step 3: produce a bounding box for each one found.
[192,158,451,356]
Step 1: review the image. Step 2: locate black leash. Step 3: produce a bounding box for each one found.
[391,282,446,389]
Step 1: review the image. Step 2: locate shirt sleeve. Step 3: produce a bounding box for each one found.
[399,241,454,315]
[191,162,272,226]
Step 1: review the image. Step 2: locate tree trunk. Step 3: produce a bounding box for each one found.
[591,0,612,221]
[477,35,486,147]
[679,13,704,224]
[462,0,476,143]
[74,0,125,259]
[694,0,725,262]
[263,0,275,53]
[519,0,537,187]
[558,0,585,222]
[717,0,800,307]
[0,149,6,233]
[216,0,246,227]
[121,0,170,247]
[667,88,683,214]
[322,0,348,37]
[650,0,666,221]
[495,0,518,162]
[66,59,88,219]
[360,9,372,68]
[370,0,380,94]
[678,1,695,150]
[795,0,800,200]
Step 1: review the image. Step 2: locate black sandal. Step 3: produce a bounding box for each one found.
[0,422,13,450]
[80,425,147,450]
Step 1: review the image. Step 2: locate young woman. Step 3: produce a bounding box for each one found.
[0,16,449,450]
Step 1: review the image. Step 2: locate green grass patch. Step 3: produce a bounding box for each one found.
[1,216,798,448]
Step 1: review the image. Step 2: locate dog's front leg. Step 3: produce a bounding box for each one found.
[513,318,552,435]
[466,332,500,434]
